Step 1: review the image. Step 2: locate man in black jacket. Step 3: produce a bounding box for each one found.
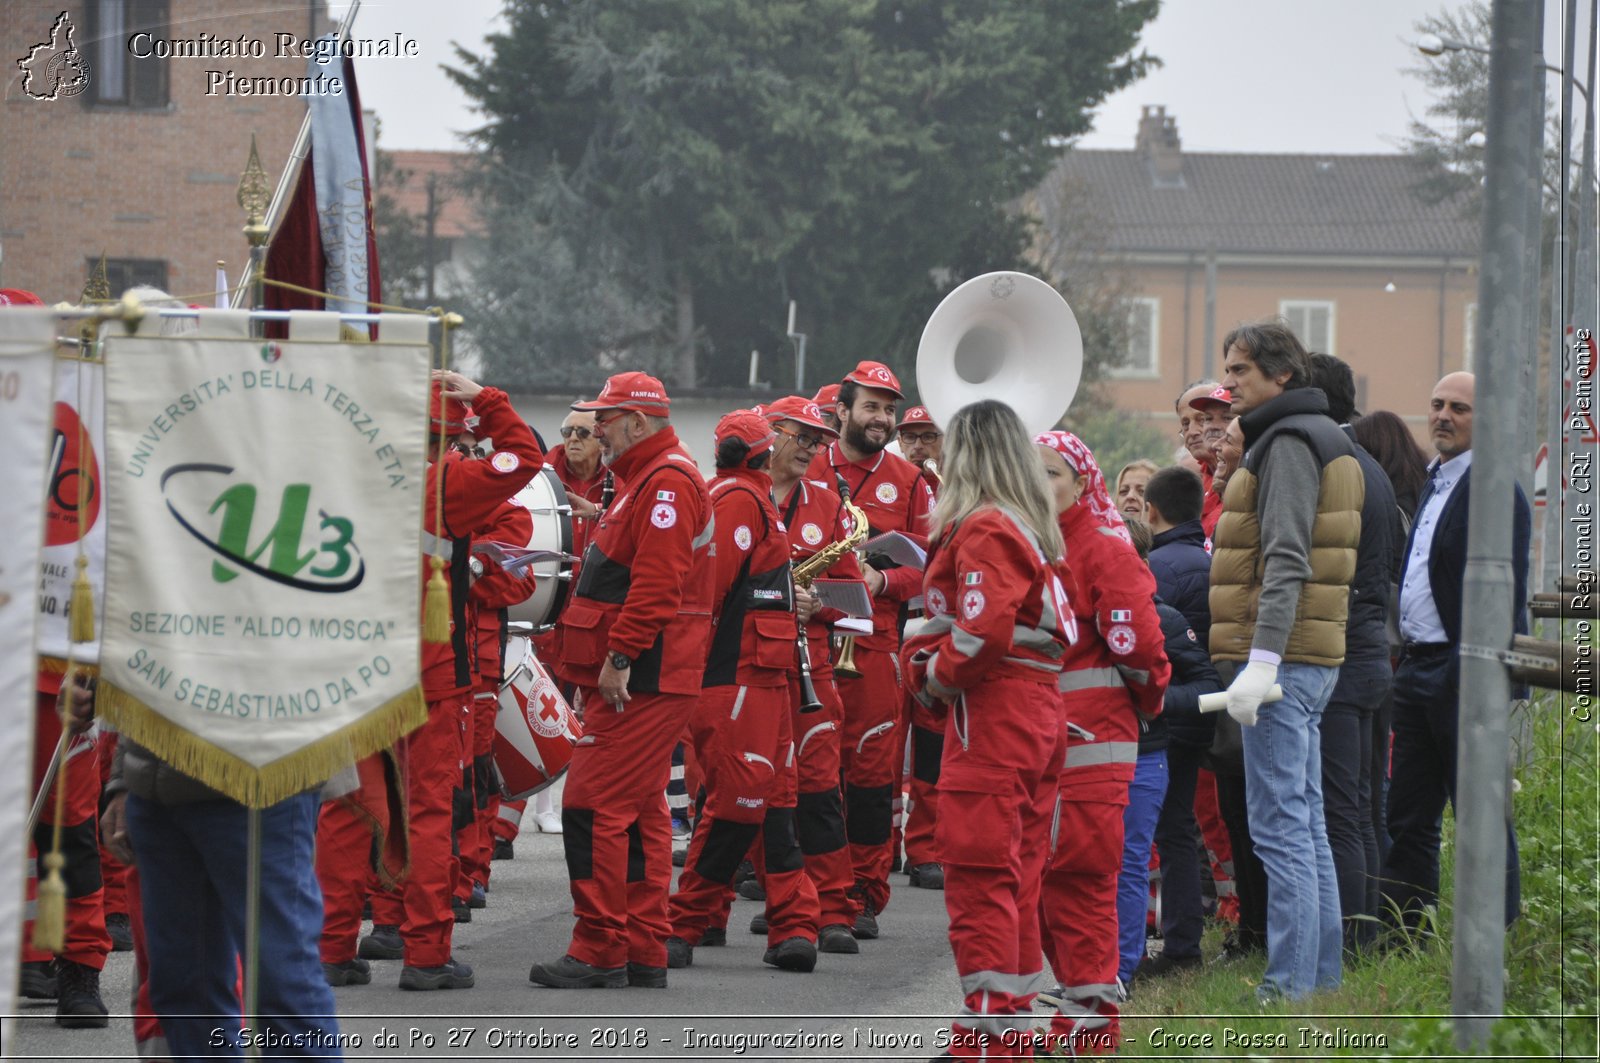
[1307,354,1401,953]
[1141,466,1226,974]
[1379,371,1528,933]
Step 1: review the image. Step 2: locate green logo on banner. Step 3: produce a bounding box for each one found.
[160,463,364,592]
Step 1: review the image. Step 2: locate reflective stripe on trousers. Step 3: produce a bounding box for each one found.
[1064,741,1139,769]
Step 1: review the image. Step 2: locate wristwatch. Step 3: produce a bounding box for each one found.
[468,556,485,579]
[608,651,633,671]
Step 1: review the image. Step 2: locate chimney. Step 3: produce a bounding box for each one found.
[1136,105,1183,186]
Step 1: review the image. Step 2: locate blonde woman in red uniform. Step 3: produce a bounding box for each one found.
[902,399,1075,1061]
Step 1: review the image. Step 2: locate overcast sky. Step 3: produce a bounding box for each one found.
[336,0,1594,156]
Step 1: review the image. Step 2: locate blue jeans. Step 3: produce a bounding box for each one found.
[1116,750,1168,982]
[1241,662,1342,1000]
[127,791,340,1062]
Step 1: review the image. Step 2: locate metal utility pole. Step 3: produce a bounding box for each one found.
[1545,0,1581,593]
[424,173,438,305]
[1518,3,1547,504]
[1453,0,1538,1047]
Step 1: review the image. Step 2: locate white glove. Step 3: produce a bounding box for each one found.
[1226,660,1278,727]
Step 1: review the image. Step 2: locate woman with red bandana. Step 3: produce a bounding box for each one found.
[1034,430,1169,1057]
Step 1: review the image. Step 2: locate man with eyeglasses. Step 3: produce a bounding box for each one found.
[891,405,945,892]
[895,406,944,482]
[529,372,716,990]
[748,396,869,955]
[809,361,935,940]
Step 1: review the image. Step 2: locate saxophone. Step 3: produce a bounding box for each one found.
[792,496,870,587]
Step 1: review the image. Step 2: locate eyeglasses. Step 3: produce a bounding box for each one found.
[774,424,826,450]
[559,426,592,440]
[898,430,941,445]
[593,411,634,431]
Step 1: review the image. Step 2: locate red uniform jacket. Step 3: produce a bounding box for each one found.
[902,507,1076,699]
[557,427,713,696]
[776,477,866,678]
[470,496,538,685]
[1056,502,1170,788]
[703,469,796,689]
[422,388,542,701]
[810,443,933,652]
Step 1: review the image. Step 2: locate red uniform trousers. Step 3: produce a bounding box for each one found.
[25,689,111,970]
[370,695,467,968]
[562,689,694,970]
[836,645,900,913]
[1041,764,1131,1057]
[454,684,499,893]
[902,693,944,870]
[491,799,526,843]
[670,684,819,947]
[786,673,854,929]
[939,678,1064,1062]
[316,799,374,965]
[1194,767,1238,921]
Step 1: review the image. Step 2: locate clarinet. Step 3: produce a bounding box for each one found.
[792,485,824,714]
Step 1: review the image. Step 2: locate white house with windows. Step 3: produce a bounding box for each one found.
[1039,106,1479,431]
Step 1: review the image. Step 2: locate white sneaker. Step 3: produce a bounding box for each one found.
[534,810,563,834]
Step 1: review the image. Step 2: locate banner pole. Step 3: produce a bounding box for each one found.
[244,808,263,1060]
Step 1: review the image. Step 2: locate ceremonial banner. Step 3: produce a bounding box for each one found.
[97,328,430,806]
[0,308,57,1041]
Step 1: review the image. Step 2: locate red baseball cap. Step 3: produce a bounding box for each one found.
[0,289,45,307]
[895,405,939,432]
[812,383,841,409]
[1190,385,1232,411]
[763,395,838,437]
[714,409,777,457]
[572,371,671,415]
[842,360,904,399]
[431,380,471,433]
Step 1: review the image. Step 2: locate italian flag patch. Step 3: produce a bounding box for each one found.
[657,490,676,501]
[964,572,982,585]
[1110,609,1132,622]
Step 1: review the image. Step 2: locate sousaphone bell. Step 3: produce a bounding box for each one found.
[915,271,1083,435]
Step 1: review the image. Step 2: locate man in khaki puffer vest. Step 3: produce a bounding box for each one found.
[1209,318,1363,1004]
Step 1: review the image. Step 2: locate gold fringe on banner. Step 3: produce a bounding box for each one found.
[36,657,100,678]
[95,682,429,810]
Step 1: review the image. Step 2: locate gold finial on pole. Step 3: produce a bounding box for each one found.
[81,252,110,303]
[238,134,271,246]
[237,134,271,312]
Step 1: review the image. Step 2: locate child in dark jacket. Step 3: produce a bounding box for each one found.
[1116,519,1224,988]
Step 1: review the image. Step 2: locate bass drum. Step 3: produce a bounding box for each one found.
[494,636,582,799]
[506,466,575,631]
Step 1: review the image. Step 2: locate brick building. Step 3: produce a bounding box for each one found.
[1037,106,1480,432]
[2,0,331,301]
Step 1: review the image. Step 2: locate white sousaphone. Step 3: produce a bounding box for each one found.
[915,271,1083,436]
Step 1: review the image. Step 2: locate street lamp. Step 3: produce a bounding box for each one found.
[1417,32,1593,105]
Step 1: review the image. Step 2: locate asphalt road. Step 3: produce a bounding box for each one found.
[10,826,968,1062]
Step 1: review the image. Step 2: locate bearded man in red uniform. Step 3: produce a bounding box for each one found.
[363,371,542,991]
[809,362,934,938]
[529,373,714,990]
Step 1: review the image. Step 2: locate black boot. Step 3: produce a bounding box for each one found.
[55,960,109,1029]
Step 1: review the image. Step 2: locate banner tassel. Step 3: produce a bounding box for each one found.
[31,854,66,953]
[423,556,450,644]
[69,555,95,643]
[33,674,75,953]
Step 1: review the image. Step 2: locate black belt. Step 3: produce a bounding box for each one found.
[1402,641,1452,656]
